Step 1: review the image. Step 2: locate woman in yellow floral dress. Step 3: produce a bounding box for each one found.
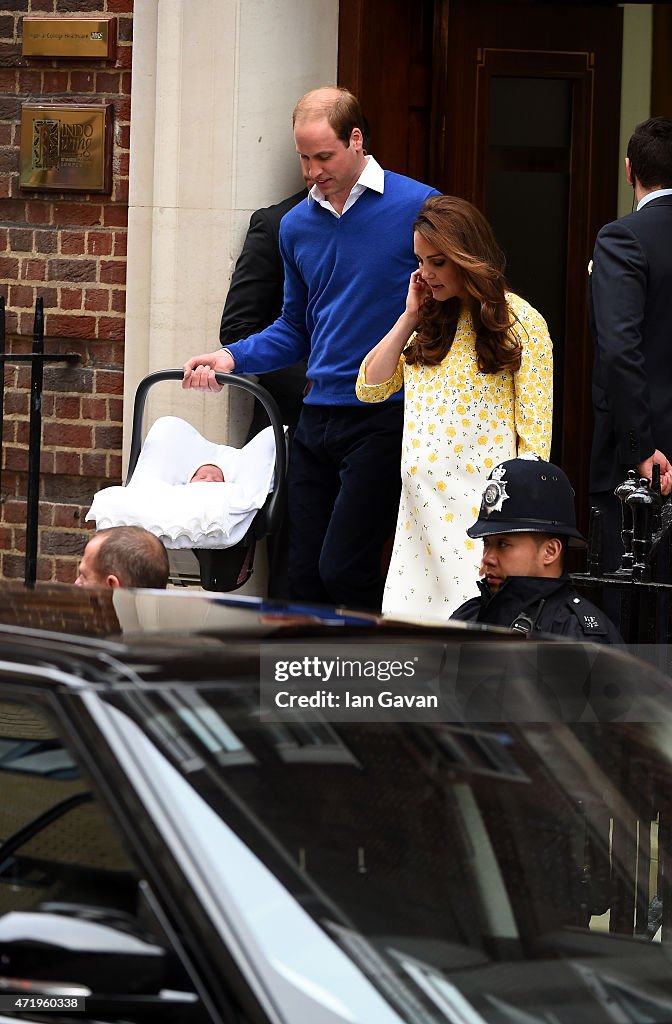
[356,196,552,620]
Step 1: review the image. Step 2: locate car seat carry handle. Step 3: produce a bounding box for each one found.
[127,369,287,537]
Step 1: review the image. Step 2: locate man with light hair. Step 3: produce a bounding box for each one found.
[75,526,169,589]
[183,86,438,611]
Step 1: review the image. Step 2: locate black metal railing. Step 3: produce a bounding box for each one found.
[572,466,672,644]
[0,296,79,587]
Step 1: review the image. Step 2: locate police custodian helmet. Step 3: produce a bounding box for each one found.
[467,457,584,540]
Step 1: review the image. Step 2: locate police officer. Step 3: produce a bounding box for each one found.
[451,458,623,643]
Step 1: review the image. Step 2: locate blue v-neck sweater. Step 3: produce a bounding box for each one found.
[225,171,438,406]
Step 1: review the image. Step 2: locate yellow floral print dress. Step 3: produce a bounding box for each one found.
[356,293,553,620]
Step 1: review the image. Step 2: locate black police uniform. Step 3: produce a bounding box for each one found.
[454,457,623,643]
[452,574,623,643]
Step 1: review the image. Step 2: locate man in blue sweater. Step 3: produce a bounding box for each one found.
[183,86,437,610]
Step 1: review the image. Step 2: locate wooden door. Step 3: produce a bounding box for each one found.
[340,0,624,535]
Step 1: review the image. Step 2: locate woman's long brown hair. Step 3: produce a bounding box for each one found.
[404,196,523,373]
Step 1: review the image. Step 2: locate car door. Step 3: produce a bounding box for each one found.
[0,679,245,1024]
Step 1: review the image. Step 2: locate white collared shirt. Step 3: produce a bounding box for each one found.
[637,187,672,210]
[309,155,385,217]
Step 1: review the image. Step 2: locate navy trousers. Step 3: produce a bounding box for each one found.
[287,402,403,611]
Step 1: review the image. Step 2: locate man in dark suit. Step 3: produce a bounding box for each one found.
[219,188,307,597]
[589,116,672,572]
[219,188,308,438]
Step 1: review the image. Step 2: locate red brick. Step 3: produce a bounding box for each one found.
[14,364,31,389]
[39,450,54,474]
[94,424,122,449]
[0,176,10,200]
[42,70,70,93]
[3,391,28,415]
[40,530,85,556]
[61,231,86,255]
[98,72,120,92]
[0,256,19,276]
[114,151,129,177]
[110,288,125,313]
[54,395,82,419]
[8,226,31,251]
[21,258,46,281]
[89,340,123,366]
[84,288,109,312]
[2,447,27,473]
[108,0,134,13]
[14,420,29,445]
[54,559,78,583]
[113,178,129,204]
[0,526,13,549]
[0,70,16,91]
[54,451,82,474]
[115,44,132,70]
[52,505,83,528]
[107,397,123,422]
[60,287,83,310]
[38,503,55,527]
[19,71,41,93]
[44,313,96,338]
[108,453,122,482]
[37,557,54,583]
[82,451,107,475]
[112,231,127,257]
[26,201,51,226]
[53,203,103,227]
[0,198,24,220]
[102,205,127,228]
[0,148,17,175]
[8,284,33,308]
[35,229,58,254]
[2,554,24,579]
[47,258,97,283]
[99,260,126,285]
[41,393,55,417]
[81,397,106,420]
[17,310,38,338]
[70,70,94,92]
[44,421,92,448]
[87,231,113,256]
[115,123,130,150]
[95,369,123,395]
[0,226,7,250]
[97,315,125,341]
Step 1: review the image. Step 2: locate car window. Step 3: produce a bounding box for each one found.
[124,685,672,1024]
[0,698,213,1023]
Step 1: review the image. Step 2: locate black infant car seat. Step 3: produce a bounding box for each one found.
[126,369,287,591]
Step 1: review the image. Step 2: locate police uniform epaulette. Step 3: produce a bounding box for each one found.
[566,594,609,637]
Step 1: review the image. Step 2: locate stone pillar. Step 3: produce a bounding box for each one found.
[124,0,338,460]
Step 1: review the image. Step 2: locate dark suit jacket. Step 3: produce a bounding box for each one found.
[589,194,672,492]
[219,190,307,431]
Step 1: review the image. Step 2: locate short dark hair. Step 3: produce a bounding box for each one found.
[532,532,568,571]
[627,117,672,189]
[93,526,169,589]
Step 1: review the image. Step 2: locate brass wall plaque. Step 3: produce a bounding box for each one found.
[22,17,117,60]
[20,104,113,194]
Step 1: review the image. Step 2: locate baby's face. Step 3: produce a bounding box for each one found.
[190,464,225,483]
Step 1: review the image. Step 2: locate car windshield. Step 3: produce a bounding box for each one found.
[108,678,672,1024]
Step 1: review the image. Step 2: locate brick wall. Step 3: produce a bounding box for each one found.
[0,0,132,584]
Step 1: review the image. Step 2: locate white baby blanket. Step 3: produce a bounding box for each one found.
[86,416,282,549]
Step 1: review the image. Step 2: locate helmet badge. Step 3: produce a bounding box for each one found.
[483,464,509,516]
